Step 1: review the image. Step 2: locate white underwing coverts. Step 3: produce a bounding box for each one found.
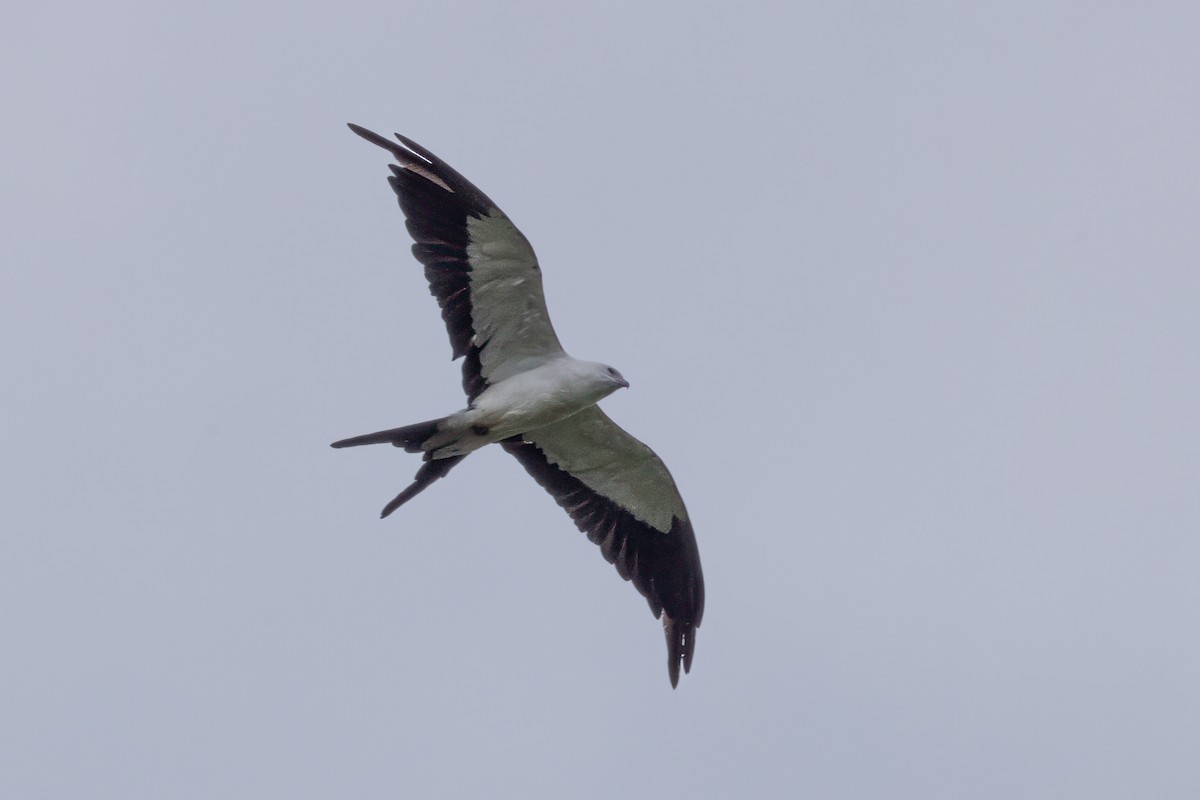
[332,124,705,688]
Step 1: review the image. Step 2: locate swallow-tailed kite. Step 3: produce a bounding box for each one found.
[332,124,705,687]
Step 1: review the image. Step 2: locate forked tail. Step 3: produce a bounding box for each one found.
[331,416,466,516]
[379,455,467,518]
[330,417,448,453]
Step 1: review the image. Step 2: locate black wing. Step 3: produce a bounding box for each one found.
[349,124,564,401]
[501,407,704,687]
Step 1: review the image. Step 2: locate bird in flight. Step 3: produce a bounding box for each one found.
[332,124,705,687]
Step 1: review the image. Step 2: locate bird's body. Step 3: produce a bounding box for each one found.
[454,357,630,456]
[334,124,704,686]
[338,357,628,459]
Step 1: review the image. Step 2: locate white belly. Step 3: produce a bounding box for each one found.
[469,359,608,437]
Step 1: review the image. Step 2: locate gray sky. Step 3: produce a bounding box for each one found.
[3,2,1199,797]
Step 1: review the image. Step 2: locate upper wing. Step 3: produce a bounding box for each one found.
[349,124,565,400]
[501,407,705,687]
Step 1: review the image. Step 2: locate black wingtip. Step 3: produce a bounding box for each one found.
[392,133,438,164]
[664,616,698,689]
[347,122,406,158]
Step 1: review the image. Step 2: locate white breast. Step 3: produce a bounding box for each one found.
[467,357,619,438]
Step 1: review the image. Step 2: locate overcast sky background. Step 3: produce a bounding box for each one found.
[3,2,1199,797]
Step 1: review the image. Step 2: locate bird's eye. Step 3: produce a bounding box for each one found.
[607,367,617,375]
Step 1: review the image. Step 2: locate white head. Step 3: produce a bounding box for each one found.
[601,363,630,390]
[576,360,630,401]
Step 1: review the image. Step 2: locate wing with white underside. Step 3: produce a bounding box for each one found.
[501,407,705,687]
[349,124,564,400]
